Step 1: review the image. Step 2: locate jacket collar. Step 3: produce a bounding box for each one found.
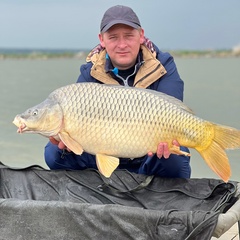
[104,51,144,78]
[88,45,167,88]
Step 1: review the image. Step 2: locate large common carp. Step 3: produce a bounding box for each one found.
[13,83,240,182]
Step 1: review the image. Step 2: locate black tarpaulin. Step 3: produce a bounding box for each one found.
[0,163,238,240]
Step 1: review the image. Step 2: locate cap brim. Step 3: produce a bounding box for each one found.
[101,20,140,32]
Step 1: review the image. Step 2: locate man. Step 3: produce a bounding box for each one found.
[44,5,191,178]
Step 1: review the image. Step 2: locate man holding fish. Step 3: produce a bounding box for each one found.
[44,5,191,178]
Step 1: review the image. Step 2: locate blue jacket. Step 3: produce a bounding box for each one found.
[45,43,191,178]
[77,44,184,101]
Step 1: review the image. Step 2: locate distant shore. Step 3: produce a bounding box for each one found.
[0,49,89,60]
[169,49,240,58]
[0,48,239,60]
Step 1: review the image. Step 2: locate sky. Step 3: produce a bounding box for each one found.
[1,0,240,50]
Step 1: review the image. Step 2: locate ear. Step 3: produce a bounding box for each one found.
[139,28,145,44]
[98,33,105,48]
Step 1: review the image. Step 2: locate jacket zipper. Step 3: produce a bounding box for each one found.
[114,63,139,86]
[133,63,161,87]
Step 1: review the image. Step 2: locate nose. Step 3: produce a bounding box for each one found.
[117,37,127,48]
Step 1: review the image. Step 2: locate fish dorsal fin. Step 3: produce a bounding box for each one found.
[96,154,119,178]
[59,131,84,155]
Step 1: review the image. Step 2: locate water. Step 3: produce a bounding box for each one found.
[0,58,83,169]
[0,57,240,181]
[175,57,240,181]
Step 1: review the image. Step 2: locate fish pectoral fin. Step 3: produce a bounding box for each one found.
[96,154,119,178]
[59,132,83,155]
[169,145,191,156]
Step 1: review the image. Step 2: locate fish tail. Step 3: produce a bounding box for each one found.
[197,124,240,182]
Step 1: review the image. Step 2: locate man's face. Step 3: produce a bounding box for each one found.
[99,24,145,70]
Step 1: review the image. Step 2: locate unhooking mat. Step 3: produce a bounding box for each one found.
[0,162,239,240]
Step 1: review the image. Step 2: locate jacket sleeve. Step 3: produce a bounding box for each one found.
[151,49,184,101]
[76,62,98,83]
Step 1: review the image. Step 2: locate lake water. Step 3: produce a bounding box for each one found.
[0,57,240,181]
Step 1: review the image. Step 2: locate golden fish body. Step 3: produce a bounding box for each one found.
[13,83,240,181]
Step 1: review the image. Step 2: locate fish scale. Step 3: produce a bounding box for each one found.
[56,84,184,155]
[13,82,240,181]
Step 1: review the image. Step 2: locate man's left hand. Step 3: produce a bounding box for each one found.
[148,140,180,159]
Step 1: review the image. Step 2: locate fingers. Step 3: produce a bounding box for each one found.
[58,141,71,152]
[157,142,170,159]
[49,137,70,151]
[172,139,180,147]
[49,136,59,145]
[156,140,180,159]
[58,141,66,150]
[148,152,154,157]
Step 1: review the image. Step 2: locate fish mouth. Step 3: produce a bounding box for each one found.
[13,117,27,133]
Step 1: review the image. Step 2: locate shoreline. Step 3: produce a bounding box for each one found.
[0,49,239,60]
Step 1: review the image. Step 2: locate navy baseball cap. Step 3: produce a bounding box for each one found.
[100,5,141,32]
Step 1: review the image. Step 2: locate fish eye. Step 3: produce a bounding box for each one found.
[32,110,38,116]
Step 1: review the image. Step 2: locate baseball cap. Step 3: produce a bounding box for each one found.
[100,5,141,33]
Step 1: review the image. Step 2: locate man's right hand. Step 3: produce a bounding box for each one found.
[49,136,71,151]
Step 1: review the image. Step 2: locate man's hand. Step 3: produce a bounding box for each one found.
[49,136,71,151]
[148,140,180,159]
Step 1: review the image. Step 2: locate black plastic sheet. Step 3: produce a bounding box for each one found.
[0,163,238,240]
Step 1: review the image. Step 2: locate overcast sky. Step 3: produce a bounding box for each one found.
[1,0,240,50]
